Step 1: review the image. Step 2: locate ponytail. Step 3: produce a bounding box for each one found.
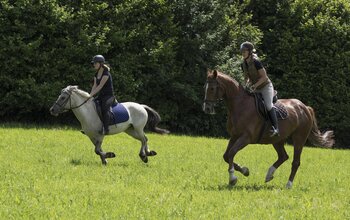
[252,49,259,59]
[102,64,110,71]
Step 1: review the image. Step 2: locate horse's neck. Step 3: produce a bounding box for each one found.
[221,78,248,112]
[71,93,101,129]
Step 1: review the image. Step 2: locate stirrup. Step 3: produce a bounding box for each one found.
[270,128,279,137]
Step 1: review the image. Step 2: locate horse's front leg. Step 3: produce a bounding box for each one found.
[227,135,250,186]
[89,136,115,165]
[223,137,250,177]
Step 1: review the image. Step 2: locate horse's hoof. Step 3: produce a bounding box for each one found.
[228,175,238,186]
[265,175,274,183]
[241,167,250,177]
[265,166,276,182]
[139,154,148,163]
[286,181,293,189]
[143,157,148,163]
[147,150,157,156]
[106,152,116,158]
[102,160,108,166]
[229,178,238,186]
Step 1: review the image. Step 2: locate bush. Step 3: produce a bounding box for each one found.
[247,0,350,148]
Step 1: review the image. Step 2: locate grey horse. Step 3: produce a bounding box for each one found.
[50,85,169,165]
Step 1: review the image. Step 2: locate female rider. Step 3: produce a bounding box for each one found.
[240,42,279,137]
[90,55,115,135]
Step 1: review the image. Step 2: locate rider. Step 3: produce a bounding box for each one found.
[90,55,115,135]
[240,41,279,137]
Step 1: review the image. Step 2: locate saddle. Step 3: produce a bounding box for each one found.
[253,91,288,121]
[94,98,130,125]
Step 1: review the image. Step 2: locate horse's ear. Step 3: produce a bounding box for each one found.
[213,70,218,78]
[67,85,78,92]
[207,68,212,76]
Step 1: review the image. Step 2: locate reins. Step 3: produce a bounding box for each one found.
[67,94,91,110]
[204,76,243,105]
[54,90,91,112]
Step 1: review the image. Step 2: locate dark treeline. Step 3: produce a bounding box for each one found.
[0,0,349,148]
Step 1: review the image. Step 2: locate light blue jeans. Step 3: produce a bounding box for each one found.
[256,82,274,111]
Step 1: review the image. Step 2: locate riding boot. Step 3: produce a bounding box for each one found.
[102,112,110,135]
[268,108,279,137]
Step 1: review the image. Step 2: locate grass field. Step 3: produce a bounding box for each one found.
[0,124,349,219]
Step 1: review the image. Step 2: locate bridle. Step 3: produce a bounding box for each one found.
[53,89,90,112]
[203,79,221,105]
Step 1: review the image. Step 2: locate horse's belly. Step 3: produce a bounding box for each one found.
[108,121,131,134]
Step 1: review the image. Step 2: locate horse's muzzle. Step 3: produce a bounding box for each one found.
[49,106,59,116]
[203,103,216,115]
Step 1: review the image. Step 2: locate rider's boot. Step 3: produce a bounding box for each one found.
[268,107,279,137]
[102,112,110,135]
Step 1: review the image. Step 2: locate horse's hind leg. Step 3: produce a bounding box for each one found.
[125,128,155,163]
[286,129,310,188]
[287,141,304,189]
[265,140,289,182]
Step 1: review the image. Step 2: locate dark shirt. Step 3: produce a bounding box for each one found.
[241,59,264,71]
[94,68,114,97]
[253,59,263,70]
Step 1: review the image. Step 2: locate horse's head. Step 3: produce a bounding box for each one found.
[49,85,79,116]
[203,70,225,115]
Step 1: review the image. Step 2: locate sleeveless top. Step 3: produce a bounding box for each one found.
[241,58,271,90]
[94,68,114,97]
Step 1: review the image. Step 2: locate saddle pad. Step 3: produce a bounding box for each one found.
[254,92,288,120]
[111,103,129,124]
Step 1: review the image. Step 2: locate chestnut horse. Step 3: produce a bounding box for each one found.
[203,70,334,188]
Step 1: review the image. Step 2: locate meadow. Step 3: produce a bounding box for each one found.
[0,124,349,219]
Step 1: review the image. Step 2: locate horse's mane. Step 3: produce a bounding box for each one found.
[217,71,240,88]
[68,85,91,99]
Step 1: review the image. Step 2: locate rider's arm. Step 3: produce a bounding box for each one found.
[251,59,268,90]
[252,68,268,90]
[90,75,109,97]
[90,77,97,95]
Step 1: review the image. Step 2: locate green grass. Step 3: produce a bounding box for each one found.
[0,124,349,219]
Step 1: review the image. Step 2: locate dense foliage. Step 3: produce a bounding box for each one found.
[0,0,348,147]
[247,0,350,147]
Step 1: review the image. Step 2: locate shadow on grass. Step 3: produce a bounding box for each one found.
[70,159,82,166]
[69,158,130,168]
[204,183,280,192]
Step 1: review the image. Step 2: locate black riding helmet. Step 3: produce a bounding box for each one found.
[240,42,255,54]
[91,55,105,64]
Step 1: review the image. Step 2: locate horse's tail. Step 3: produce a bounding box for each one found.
[142,105,170,135]
[307,106,334,148]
